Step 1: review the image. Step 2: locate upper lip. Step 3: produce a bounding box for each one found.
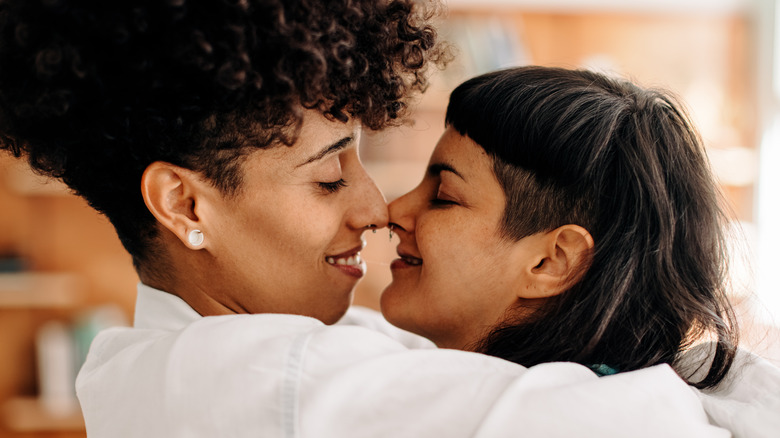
[327,242,365,259]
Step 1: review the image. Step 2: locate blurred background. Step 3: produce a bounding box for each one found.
[0,0,779,435]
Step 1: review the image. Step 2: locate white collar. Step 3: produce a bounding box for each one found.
[134,282,203,331]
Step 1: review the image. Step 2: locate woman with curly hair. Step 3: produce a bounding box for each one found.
[0,1,736,437]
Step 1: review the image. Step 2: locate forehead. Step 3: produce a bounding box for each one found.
[258,110,360,167]
[228,111,358,188]
[430,127,493,177]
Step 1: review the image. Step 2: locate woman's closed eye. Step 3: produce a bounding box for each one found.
[318,178,348,194]
[430,188,458,207]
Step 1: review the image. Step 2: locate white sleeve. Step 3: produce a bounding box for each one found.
[695,348,780,438]
[299,325,730,438]
[473,363,730,438]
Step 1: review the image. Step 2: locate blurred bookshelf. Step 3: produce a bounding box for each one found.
[0,153,135,437]
[2,397,84,435]
[0,273,83,309]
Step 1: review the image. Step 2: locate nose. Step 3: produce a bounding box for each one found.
[349,164,389,230]
[387,185,420,236]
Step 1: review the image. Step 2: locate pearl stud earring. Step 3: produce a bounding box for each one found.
[188,229,204,247]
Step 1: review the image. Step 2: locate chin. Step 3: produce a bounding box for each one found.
[320,312,347,325]
[379,290,413,331]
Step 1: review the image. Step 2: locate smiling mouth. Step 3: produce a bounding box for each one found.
[325,245,367,278]
[326,252,363,267]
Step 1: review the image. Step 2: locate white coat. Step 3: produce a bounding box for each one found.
[75,283,777,437]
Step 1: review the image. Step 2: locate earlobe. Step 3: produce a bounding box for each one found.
[141,162,208,249]
[518,225,594,299]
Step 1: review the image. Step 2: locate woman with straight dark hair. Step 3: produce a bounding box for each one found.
[383,66,766,393]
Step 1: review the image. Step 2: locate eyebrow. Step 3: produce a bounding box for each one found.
[428,162,465,180]
[297,136,353,168]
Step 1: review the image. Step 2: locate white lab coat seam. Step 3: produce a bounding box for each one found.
[282,332,313,438]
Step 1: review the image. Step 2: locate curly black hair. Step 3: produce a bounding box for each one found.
[0,0,447,269]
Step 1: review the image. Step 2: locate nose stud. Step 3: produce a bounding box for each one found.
[367,224,377,234]
[388,224,394,241]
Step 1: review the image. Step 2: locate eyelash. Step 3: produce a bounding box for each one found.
[430,197,457,208]
[318,179,348,193]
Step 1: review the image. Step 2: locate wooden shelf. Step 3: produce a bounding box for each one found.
[0,273,83,308]
[2,396,84,432]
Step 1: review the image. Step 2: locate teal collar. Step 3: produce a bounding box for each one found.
[587,364,619,377]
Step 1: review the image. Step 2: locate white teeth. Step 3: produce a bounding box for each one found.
[404,257,422,266]
[327,252,363,266]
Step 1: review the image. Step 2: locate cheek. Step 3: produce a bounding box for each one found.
[417,219,511,304]
[409,223,476,309]
[270,215,339,258]
[232,200,338,260]
[417,217,488,279]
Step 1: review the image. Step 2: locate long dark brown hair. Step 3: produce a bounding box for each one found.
[446,66,738,388]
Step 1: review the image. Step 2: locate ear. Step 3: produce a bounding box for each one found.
[517,225,594,299]
[141,161,210,250]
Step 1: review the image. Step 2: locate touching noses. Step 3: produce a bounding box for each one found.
[387,186,420,235]
[350,165,389,230]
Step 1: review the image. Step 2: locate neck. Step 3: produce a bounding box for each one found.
[137,237,237,317]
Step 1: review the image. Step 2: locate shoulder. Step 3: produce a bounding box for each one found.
[76,313,433,436]
[473,363,725,438]
[80,312,430,377]
[695,348,780,437]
